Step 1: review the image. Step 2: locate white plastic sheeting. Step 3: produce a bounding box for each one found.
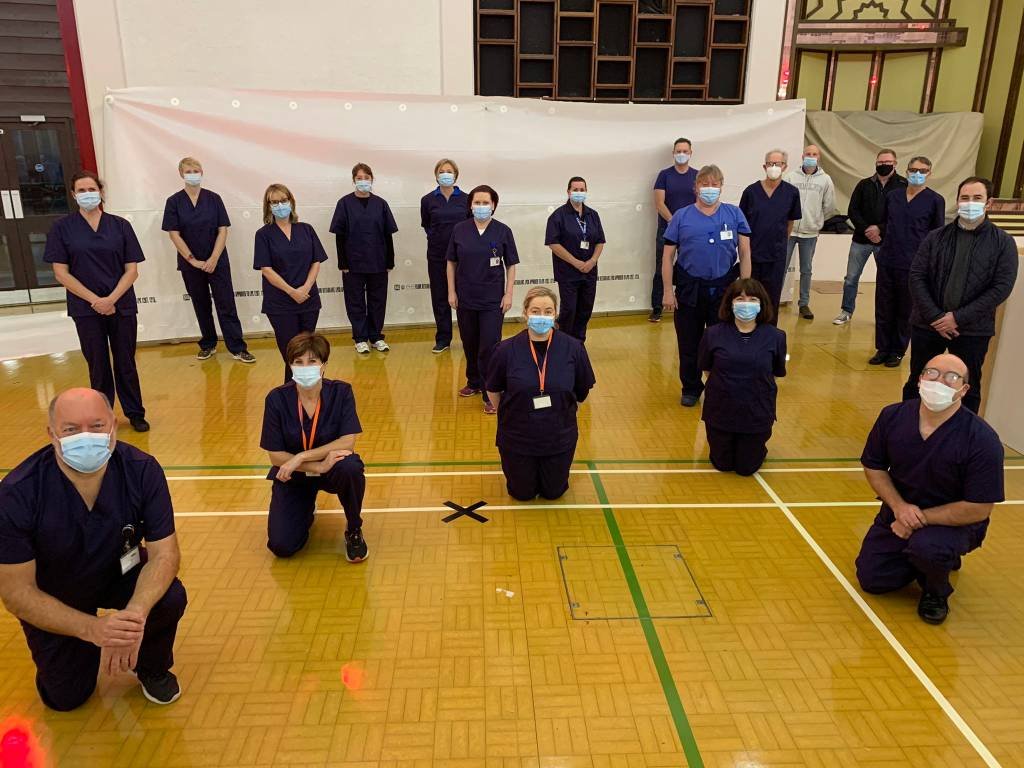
[100,88,806,342]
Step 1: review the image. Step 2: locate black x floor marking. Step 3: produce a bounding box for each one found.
[442,500,488,524]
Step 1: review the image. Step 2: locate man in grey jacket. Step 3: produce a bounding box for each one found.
[784,144,836,320]
[904,176,1019,413]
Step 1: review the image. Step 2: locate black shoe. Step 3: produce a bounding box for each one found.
[918,592,949,625]
[232,350,256,364]
[130,417,150,433]
[799,305,814,320]
[648,309,662,323]
[345,528,368,563]
[680,394,698,407]
[432,343,450,354]
[884,354,904,368]
[196,347,216,361]
[867,352,887,365]
[138,670,181,704]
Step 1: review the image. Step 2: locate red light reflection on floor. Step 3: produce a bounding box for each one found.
[340,663,365,691]
[0,717,44,768]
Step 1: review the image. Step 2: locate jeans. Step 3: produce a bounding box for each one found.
[784,235,817,307]
[841,242,880,314]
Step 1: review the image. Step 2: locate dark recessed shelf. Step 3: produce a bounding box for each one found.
[478,44,515,96]
[634,46,668,98]
[520,2,555,53]
[713,19,746,45]
[560,0,594,10]
[714,0,748,15]
[558,45,594,97]
[596,87,631,99]
[672,60,705,85]
[520,58,555,83]
[479,14,516,40]
[709,47,743,99]
[674,5,709,57]
[479,0,514,9]
[597,59,631,84]
[560,16,595,41]
[598,3,633,56]
[518,86,554,98]
[671,87,705,101]
[637,17,671,43]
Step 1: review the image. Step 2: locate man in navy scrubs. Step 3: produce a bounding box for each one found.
[739,149,802,321]
[650,138,698,322]
[0,388,187,710]
[855,354,1003,625]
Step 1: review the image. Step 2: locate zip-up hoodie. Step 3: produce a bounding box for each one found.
[784,167,836,238]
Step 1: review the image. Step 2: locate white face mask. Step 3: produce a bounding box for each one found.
[765,166,783,181]
[918,379,960,412]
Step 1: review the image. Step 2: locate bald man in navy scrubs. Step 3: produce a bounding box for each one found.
[0,388,187,710]
[855,353,1004,625]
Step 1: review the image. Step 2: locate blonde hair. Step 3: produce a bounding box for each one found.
[178,156,202,173]
[695,164,724,186]
[262,183,298,224]
[522,285,558,314]
[434,158,459,179]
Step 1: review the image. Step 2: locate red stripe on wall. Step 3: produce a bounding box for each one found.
[55,0,97,172]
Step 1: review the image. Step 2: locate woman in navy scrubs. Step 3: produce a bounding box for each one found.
[45,171,149,432]
[486,286,595,500]
[446,185,519,415]
[420,158,470,353]
[545,176,605,342]
[329,163,399,354]
[260,332,368,563]
[253,183,327,383]
[697,278,786,476]
[162,156,254,363]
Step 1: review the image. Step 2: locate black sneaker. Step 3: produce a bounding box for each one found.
[232,350,256,364]
[196,348,216,361]
[130,417,150,433]
[868,352,887,365]
[884,354,904,368]
[345,529,368,563]
[680,394,698,407]
[432,343,450,354]
[917,592,949,624]
[648,309,662,323]
[799,305,814,320]
[138,670,181,704]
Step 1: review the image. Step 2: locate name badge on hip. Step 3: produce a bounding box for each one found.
[580,240,590,250]
[489,256,502,267]
[120,546,141,575]
[533,395,552,410]
[720,228,734,241]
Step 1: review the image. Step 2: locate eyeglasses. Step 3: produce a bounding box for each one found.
[908,167,930,174]
[922,367,963,386]
[765,161,785,168]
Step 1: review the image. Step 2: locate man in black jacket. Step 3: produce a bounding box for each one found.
[904,176,1019,413]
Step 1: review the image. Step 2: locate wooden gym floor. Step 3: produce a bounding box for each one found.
[0,287,1022,768]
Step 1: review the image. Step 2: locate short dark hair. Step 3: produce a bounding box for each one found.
[718,278,775,324]
[352,163,373,181]
[673,137,692,150]
[69,170,103,194]
[908,155,932,169]
[285,332,331,365]
[469,184,499,210]
[876,148,897,160]
[567,176,587,192]
[957,176,993,199]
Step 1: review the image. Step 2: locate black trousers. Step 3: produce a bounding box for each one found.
[556,278,597,342]
[73,313,145,419]
[343,271,388,343]
[673,287,723,398]
[901,326,991,414]
[427,259,453,347]
[651,222,666,311]
[706,425,772,476]
[267,454,367,557]
[499,445,576,501]
[179,261,246,354]
[750,259,786,326]
[456,306,503,398]
[22,572,187,711]
[874,266,912,357]
[267,310,319,384]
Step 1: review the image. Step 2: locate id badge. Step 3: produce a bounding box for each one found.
[120,546,141,575]
[533,395,552,410]
[489,256,502,267]
[580,240,590,250]
[720,228,734,241]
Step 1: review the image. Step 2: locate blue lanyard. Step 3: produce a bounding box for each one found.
[576,215,587,238]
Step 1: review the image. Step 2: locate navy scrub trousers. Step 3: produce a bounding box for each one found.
[343,272,388,344]
[499,446,576,501]
[181,261,247,354]
[73,313,146,420]
[457,308,503,398]
[268,311,320,384]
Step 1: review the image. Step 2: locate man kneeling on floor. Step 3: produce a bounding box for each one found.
[0,388,186,710]
[854,353,1003,624]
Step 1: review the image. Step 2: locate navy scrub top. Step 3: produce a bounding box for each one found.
[485,330,596,455]
[329,193,399,273]
[877,187,945,270]
[0,442,176,613]
[446,218,520,311]
[161,188,231,271]
[420,187,470,261]
[738,181,802,263]
[253,222,328,315]
[663,204,751,280]
[654,166,698,222]
[44,212,145,318]
[544,202,607,283]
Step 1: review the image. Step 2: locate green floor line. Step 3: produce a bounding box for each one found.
[586,460,704,768]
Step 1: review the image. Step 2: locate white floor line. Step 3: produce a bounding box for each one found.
[752,472,1002,768]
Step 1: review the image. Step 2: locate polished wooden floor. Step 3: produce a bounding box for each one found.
[1,287,1022,768]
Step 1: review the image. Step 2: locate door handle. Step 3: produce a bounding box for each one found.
[1,190,13,219]
[10,190,24,219]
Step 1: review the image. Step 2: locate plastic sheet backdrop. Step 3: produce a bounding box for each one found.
[100,88,806,343]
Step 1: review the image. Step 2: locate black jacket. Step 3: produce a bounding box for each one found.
[909,218,1019,336]
[848,173,907,244]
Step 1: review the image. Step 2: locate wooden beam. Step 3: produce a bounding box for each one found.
[973,0,1003,113]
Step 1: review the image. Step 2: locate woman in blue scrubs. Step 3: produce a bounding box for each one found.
[253,183,327,383]
[162,157,253,363]
[486,286,596,500]
[330,163,399,354]
[446,185,519,415]
[698,278,786,475]
[45,171,149,432]
[420,158,470,353]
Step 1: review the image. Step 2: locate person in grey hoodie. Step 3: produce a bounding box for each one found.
[783,144,836,320]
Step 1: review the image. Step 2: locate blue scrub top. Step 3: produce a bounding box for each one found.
[654,166,698,223]
[44,212,145,318]
[421,187,470,261]
[862,400,1005,511]
[161,188,231,271]
[0,442,176,612]
[485,330,596,455]
[544,202,607,283]
[663,203,751,280]
[739,181,802,263]
[253,222,327,315]
[329,193,399,273]
[698,322,787,433]
[877,187,945,270]
[446,218,520,311]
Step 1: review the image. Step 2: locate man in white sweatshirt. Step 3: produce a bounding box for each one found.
[784,144,836,320]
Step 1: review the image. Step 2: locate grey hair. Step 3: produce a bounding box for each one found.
[48,390,113,424]
[765,148,788,164]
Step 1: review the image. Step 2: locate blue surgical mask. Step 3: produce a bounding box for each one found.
[733,301,760,322]
[59,431,113,474]
[527,315,555,334]
[802,157,818,170]
[698,187,721,205]
[569,191,587,205]
[354,179,373,193]
[908,171,927,186]
[472,205,492,222]
[270,202,292,219]
[183,172,202,186]
[437,172,456,187]
[75,191,101,211]
[291,364,322,388]
[958,202,986,222]
[674,152,690,165]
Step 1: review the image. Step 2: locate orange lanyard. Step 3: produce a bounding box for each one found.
[297,395,321,452]
[528,335,552,394]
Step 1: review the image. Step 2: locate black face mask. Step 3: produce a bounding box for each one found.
[876,164,895,177]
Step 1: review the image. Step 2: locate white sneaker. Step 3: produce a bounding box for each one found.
[832,311,851,326]
[355,342,370,354]
[372,340,390,352]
